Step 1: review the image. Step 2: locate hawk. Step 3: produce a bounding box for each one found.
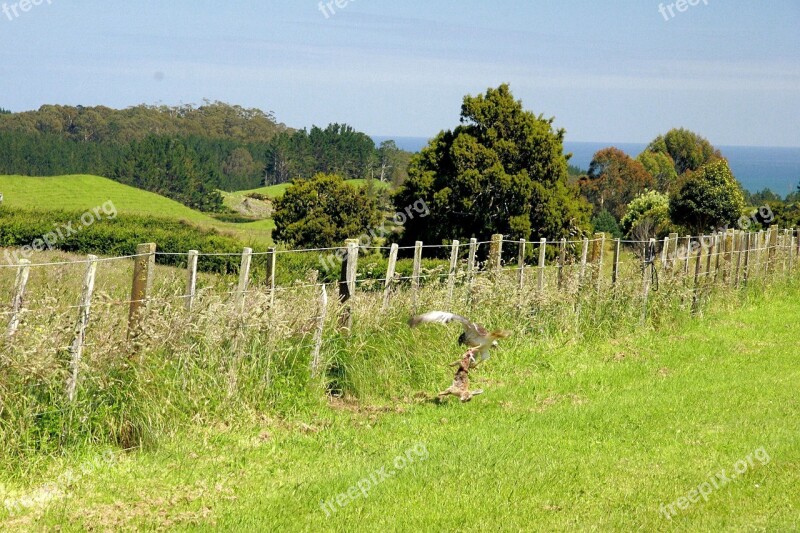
[408,311,512,367]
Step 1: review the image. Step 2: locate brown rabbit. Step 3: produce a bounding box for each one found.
[438,348,484,402]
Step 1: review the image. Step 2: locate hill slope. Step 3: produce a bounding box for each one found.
[0,174,274,245]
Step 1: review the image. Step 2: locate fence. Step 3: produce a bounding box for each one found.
[1,226,797,402]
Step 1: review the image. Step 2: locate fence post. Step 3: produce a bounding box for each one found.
[267,247,277,308]
[691,242,703,313]
[236,247,253,312]
[743,232,752,285]
[558,238,567,290]
[668,232,679,273]
[612,238,621,288]
[683,235,691,277]
[765,226,776,276]
[640,238,656,325]
[517,238,527,298]
[128,243,156,343]
[447,240,460,308]
[66,255,98,402]
[6,259,31,338]
[594,233,605,290]
[661,236,669,266]
[185,250,199,311]
[489,234,503,278]
[338,239,359,331]
[467,238,477,306]
[411,240,423,313]
[310,284,328,378]
[703,235,712,282]
[537,238,546,292]
[381,243,399,312]
[734,232,744,287]
[789,228,795,275]
[579,237,589,285]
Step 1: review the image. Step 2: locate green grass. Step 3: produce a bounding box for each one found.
[232,178,390,199]
[0,175,274,245]
[3,281,798,530]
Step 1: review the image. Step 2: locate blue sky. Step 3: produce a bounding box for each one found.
[1,0,798,146]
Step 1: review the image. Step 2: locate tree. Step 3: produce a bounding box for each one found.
[591,209,622,239]
[578,147,654,220]
[273,173,381,248]
[646,128,722,176]
[0,108,10,115]
[620,190,670,240]
[392,84,590,248]
[636,150,678,193]
[669,160,745,234]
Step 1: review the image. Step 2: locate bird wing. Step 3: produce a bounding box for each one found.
[408,311,474,332]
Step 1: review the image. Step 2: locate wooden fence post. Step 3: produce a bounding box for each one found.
[67,255,98,402]
[743,232,752,285]
[411,240,423,313]
[447,240,460,308]
[594,233,605,290]
[517,238,527,297]
[789,228,795,275]
[691,243,703,313]
[489,234,503,278]
[683,235,691,277]
[128,243,156,342]
[557,238,567,290]
[612,239,621,288]
[6,258,30,338]
[767,226,778,276]
[338,239,359,331]
[668,232,679,273]
[185,250,198,311]
[467,238,477,306]
[714,232,722,282]
[703,235,713,282]
[579,237,589,285]
[734,232,744,287]
[537,238,546,292]
[661,236,670,266]
[640,238,656,325]
[381,243,399,312]
[267,247,277,308]
[310,284,328,378]
[236,247,253,312]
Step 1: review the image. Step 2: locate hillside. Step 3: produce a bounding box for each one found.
[0,174,274,245]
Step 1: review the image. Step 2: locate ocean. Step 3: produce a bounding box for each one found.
[372,136,800,195]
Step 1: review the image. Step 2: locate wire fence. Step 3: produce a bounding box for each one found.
[1,227,798,404]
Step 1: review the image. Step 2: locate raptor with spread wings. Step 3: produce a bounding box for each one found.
[408,311,512,366]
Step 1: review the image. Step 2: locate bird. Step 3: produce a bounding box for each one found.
[408,311,512,367]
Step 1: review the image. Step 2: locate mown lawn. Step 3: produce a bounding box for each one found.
[2,284,798,531]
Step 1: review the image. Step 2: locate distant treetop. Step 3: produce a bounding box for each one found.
[0,100,289,144]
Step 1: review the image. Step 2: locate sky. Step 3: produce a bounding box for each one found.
[0,0,798,147]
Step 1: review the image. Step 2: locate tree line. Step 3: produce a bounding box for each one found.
[0,102,411,212]
[273,85,798,256]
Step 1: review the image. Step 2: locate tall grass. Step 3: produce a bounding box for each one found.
[0,237,794,475]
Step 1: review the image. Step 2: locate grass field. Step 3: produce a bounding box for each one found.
[2,279,797,531]
[231,178,390,200]
[0,175,275,246]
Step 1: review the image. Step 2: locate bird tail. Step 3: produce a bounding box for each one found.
[490,330,512,340]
